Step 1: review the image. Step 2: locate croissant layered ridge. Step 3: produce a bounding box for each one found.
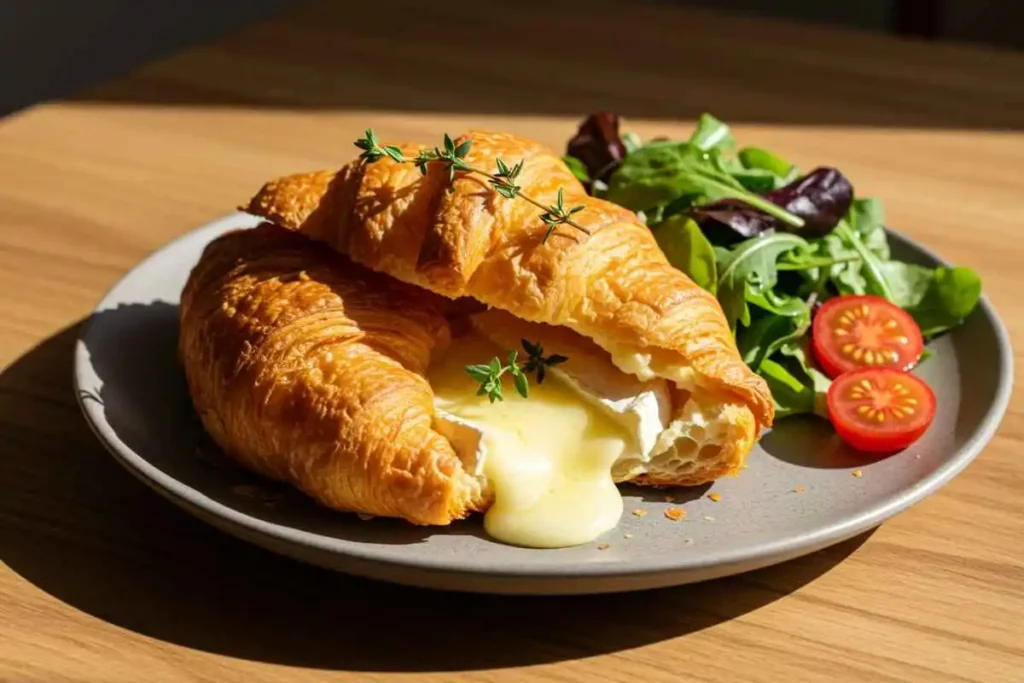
[179,223,490,525]
[244,129,774,440]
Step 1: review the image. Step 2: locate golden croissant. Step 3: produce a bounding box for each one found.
[180,129,774,548]
[179,224,489,524]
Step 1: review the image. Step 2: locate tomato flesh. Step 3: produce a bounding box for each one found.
[812,295,923,379]
[826,368,936,453]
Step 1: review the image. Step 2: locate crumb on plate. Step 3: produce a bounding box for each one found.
[632,508,647,517]
[597,543,610,551]
[664,507,687,521]
[703,515,716,522]
[623,533,634,539]
[793,485,806,493]
[683,538,694,546]
[852,469,863,478]
[708,492,722,502]
[663,494,677,503]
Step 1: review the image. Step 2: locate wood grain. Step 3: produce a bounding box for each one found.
[1,1,1022,681]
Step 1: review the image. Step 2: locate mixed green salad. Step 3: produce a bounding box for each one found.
[561,113,982,428]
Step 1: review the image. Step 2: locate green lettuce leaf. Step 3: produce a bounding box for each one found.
[653,215,718,293]
[714,233,808,330]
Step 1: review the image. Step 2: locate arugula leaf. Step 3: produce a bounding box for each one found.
[778,199,889,299]
[605,141,731,209]
[759,358,812,416]
[849,197,889,260]
[779,341,831,416]
[738,146,794,180]
[689,114,794,197]
[875,262,981,336]
[739,303,810,371]
[688,113,736,153]
[562,155,591,184]
[715,233,808,330]
[739,313,790,365]
[604,142,805,228]
[806,232,863,295]
[833,222,894,300]
[778,199,887,298]
[653,215,718,293]
[747,288,808,317]
[878,261,933,308]
[758,358,818,419]
[730,168,785,194]
[909,266,982,337]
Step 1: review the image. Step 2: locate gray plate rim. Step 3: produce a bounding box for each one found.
[73,213,1014,581]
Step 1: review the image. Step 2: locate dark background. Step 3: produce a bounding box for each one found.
[1,0,1020,117]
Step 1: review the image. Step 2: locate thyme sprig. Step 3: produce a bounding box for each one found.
[464,340,569,403]
[355,129,589,243]
[520,339,568,385]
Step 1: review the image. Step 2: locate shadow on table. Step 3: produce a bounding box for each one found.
[0,320,874,673]
[65,0,1024,131]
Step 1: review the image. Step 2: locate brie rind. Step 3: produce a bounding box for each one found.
[433,407,487,477]
[548,365,670,459]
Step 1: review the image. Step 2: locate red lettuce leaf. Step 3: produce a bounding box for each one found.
[694,167,853,241]
[566,113,628,184]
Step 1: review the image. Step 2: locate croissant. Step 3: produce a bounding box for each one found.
[180,129,776,547]
[244,131,773,458]
[179,223,489,525]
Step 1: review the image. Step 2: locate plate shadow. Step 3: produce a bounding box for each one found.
[759,415,873,470]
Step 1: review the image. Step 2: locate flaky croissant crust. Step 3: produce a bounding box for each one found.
[179,223,489,525]
[245,129,774,432]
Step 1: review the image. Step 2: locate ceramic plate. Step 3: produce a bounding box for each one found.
[74,213,1013,595]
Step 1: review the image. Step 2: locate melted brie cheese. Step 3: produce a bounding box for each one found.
[430,333,630,548]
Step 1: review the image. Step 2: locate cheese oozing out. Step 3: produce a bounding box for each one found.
[428,330,668,548]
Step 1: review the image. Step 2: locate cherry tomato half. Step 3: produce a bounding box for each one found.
[812,295,923,379]
[826,368,936,453]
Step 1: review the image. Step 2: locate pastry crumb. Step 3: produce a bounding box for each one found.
[597,543,610,550]
[664,507,687,521]
[623,533,634,539]
[683,538,694,546]
[632,508,648,517]
[708,492,722,502]
[357,513,375,521]
[915,454,922,459]
[663,494,677,503]
[852,469,863,478]
[702,515,716,522]
[793,485,806,493]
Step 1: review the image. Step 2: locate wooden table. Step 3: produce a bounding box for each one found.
[2,1,1022,681]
